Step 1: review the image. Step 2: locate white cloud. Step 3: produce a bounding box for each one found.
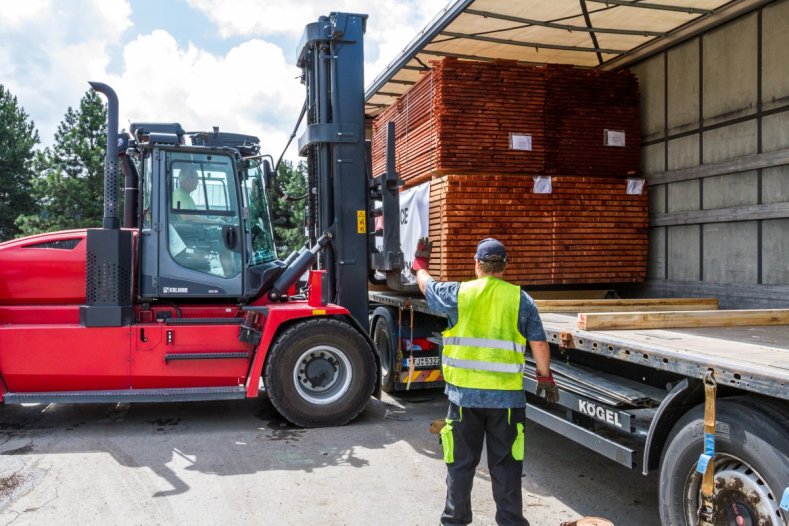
[0,0,52,28]
[0,0,448,160]
[0,0,132,145]
[184,0,452,85]
[108,31,303,156]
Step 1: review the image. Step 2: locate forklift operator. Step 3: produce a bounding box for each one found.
[169,165,236,276]
[413,237,559,526]
[173,167,199,211]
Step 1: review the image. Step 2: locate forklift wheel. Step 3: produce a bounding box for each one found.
[264,317,376,427]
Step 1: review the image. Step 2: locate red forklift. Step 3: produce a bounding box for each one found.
[0,13,380,427]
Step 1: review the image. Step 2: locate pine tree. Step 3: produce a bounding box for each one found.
[269,160,308,255]
[0,85,39,241]
[16,90,107,235]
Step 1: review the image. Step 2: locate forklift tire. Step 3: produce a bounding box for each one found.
[264,317,376,427]
[659,396,789,526]
[372,308,398,393]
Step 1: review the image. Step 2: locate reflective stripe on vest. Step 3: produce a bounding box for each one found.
[443,356,524,374]
[442,276,526,391]
[443,337,527,354]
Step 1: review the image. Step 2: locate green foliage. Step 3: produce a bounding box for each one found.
[269,160,308,255]
[0,85,39,241]
[16,90,108,236]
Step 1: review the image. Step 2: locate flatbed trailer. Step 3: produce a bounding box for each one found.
[369,290,789,525]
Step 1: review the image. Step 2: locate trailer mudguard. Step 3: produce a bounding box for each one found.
[642,378,704,475]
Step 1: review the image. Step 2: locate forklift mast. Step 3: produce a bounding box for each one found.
[297,13,370,330]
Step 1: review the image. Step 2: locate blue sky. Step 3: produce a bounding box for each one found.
[0,0,449,159]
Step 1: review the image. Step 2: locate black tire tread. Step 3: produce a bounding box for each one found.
[264,317,376,428]
[373,315,397,393]
[659,395,789,526]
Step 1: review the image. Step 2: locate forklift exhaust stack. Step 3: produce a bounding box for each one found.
[79,82,134,328]
[89,81,121,230]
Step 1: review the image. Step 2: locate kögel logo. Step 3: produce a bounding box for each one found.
[578,400,623,428]
[163,287,188,294]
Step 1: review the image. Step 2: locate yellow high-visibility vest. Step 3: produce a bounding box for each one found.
[442,276,526,390]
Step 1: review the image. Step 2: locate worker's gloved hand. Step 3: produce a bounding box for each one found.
[412,237,433,273]
[536,371,560,404]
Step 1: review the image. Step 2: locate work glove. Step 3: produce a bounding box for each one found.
[536,371,560,404]
[412,237,433,273]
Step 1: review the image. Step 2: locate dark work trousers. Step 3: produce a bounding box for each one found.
[440,402,528,526]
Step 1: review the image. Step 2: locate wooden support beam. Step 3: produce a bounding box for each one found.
[646,148,789,186]
[529,290,614,301]
[650,202,789,227]
[537,298,718,313]
[577,309,789,330]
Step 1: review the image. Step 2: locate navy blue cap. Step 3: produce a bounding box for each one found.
[475,238,507,262]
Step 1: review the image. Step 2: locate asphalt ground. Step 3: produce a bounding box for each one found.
[0,391,659,525]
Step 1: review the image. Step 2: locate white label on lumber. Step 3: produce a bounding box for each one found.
[627,178,645,195]
[533,176,552,194]
[510,133,532,151]
[399,181,431,285]
[604,129,626,147]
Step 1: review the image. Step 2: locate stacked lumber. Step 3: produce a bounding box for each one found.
[431,60,546,178]
[371,58,646,287]
[370,71,438,182]
[544,65,640,177]
[371,58,546,184]
[371,59,641,183]
[427,175,648,285]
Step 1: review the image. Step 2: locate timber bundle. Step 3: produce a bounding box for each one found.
[372,58,647,285]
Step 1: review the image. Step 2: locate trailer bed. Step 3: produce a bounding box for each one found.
[540,313,789,400]
[369,291,789,400]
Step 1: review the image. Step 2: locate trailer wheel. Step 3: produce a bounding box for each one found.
[659,397,789,526]
[265,318,376,427]
[372,308,398,393]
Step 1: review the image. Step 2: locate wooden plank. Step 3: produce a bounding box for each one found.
[577,309,789,330]
[528,290,613,300]
[645,148,789,186]
[537,298,718,313]
[650,202,789,227]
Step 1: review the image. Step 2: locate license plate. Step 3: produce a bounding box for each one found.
[403,356,441,368]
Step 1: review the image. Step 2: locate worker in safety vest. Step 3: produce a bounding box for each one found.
[413,237,559,526]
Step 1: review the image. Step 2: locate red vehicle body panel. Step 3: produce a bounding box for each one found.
[0,231,352,399]
[0,230,88,305]
[132,322,250,389]
[0,323,131,391]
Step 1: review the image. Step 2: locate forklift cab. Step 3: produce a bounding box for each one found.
[137,134,279,301]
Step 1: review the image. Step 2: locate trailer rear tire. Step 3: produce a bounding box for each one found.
[659,397,789,526]
[265,318,376,427]
[372,309,398,393]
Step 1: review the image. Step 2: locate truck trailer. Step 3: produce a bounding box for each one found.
[362,1,789,525]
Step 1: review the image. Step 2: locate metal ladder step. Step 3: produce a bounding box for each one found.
[3,386,247,404]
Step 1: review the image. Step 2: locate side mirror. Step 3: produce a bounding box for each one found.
[262,159,275,189]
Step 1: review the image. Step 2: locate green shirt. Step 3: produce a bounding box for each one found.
[172,188,195,211]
